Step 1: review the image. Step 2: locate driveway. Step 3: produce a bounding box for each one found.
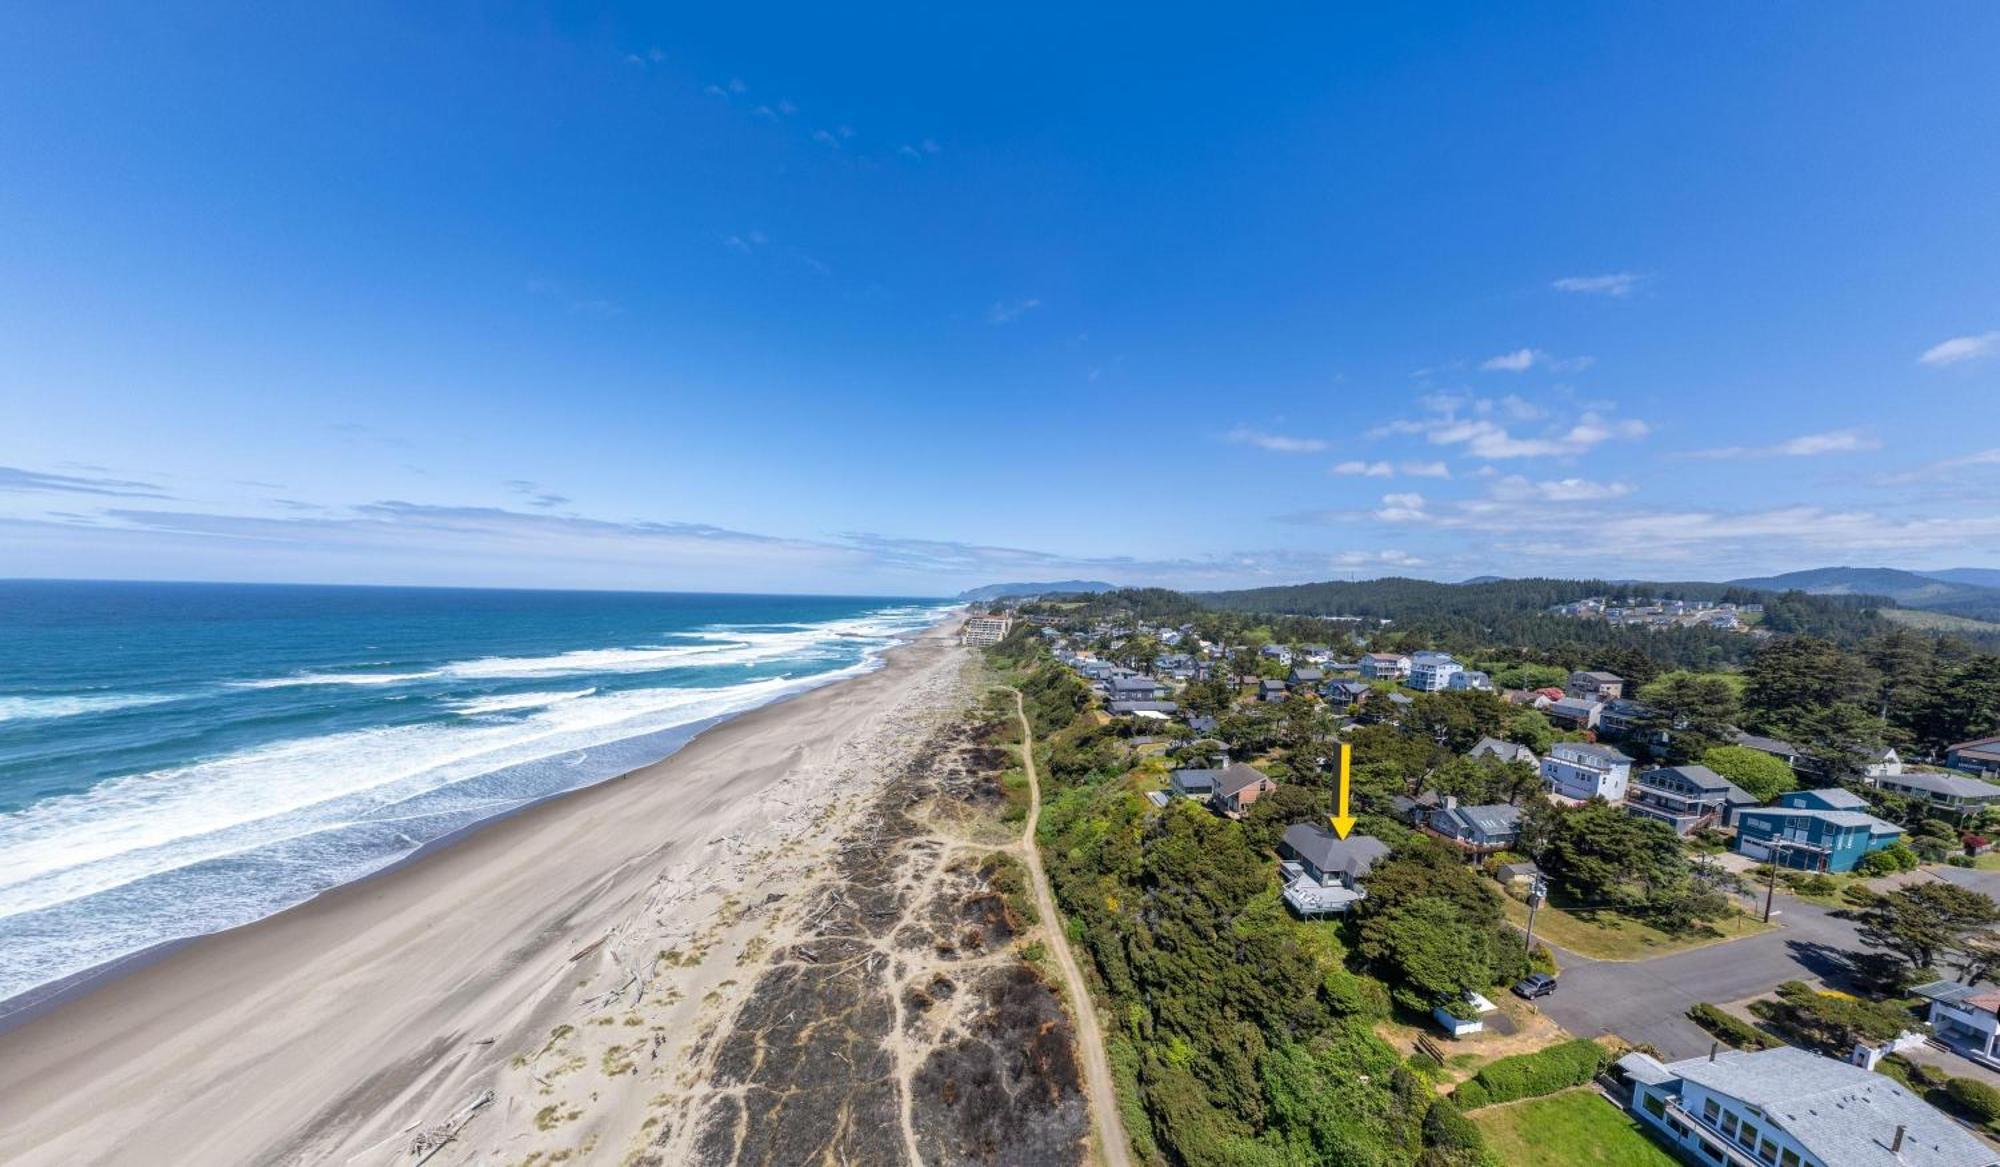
[1534,894,1870,1059]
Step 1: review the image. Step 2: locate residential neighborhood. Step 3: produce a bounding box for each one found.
[983,580,2000,1167]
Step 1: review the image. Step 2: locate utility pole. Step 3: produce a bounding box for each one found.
[1524,875,1548,954]
[1761,843,1789,923]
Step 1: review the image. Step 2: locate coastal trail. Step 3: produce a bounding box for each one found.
[1009,687,1133,1167]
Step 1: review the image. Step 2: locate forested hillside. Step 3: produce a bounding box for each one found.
[1036,578,1897,670]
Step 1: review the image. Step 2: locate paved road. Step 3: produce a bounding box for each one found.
[1535,894,1870,1059]
[1010,689,1133,1167]
[1928,864,2000,900]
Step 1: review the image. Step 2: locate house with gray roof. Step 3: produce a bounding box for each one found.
[1625,764,1757,835]
[1167,767,1221,800]
[1734,789,1904,872]
[1419,798,1520,854]
[1546,696,1605,731]
[1212,762,1277,815]
[1949,735,2000,779]
[1870,769,2000,815]
[1323,679,1373,706]
[1278,824,1390,917]
[1468,736,1537,767]
[1542,740,1633,802]
[1619,1044,1997,1167]
[1106,675,1167,702]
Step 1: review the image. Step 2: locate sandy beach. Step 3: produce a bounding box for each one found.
[0,619,976,1165]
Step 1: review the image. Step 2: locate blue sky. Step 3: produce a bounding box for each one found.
[3,3,1997,595]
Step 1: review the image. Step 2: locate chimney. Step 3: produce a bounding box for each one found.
[1892,1124,1905,1154]
[1442,795,1458,810]
[1709,1042,1719,1063]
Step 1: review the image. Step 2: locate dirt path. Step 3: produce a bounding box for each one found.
[1010,688,1133,1167]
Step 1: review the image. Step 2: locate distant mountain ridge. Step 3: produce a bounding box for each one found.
[957,580,1118,601]
[1724,566,2000,622]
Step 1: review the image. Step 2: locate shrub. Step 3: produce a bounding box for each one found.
[1947,1077,2000,1124]
[1687,1003,1778,1051]
[1856,849,1901,877]
[1795,873,1839,898]
[1450,1039,1609,1110]
[1321,968,1393,1021]
[1417,1097,1494,1167]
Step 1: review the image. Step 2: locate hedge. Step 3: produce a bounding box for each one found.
[1451,1039,1610,1110]
[1947,1077,2000,1124]
[1686,1003,1779,1051]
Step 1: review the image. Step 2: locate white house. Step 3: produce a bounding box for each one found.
[1542,741,1633,802]
[1406,652,1463,693]
[1359,652,1411,681]
[1619,1044,1996,1167]
[1915,981,2000,1067]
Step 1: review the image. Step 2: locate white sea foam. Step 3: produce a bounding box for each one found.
[0,694,177,722]
[0,601,953,1000]
[230,671,442,689]
[0,672,846,919]
[446,688,597,716]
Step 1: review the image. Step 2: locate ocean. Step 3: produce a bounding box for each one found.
[0,580,951,1009]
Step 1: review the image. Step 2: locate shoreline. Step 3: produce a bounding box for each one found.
[0,620,946,1028]
[0,615,970,1165]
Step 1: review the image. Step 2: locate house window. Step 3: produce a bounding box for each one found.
[1642,1093,1666,1119]
[1780,1150,1801,1167]
[1738,1120,1758,1147]
[1699,1140,1724,1163]
[1669,1118,1689,1136]
[1703,1098,1720,1123]
[1758,1138,1778,1164]
[1721,1112,1738,1137]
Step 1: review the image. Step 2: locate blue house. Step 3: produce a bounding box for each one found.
[1732,788,1904,872]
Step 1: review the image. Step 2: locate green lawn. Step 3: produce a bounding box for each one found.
[1472,1089,1679,1167]
[1502,892,1776,962]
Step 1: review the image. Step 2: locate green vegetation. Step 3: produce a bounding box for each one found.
[1519,800,1736,936]
[1450,1039,1611,1110]
[1853,880,2000,982]
[993,629,1504,1167]
[1748,981,1920,1052]
[1699,745,1798,802]
[1498,894,1766,961]
[1686,1003,1780,1050]
[1471,1089,1680,1167]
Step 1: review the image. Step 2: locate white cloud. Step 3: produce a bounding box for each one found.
[1488,475,1634,503]
[1331,549,1425,568]
[811,129,841,147]
[1226,426,1327,454]
[1331,460,1393,477]
[1481,348,1594,373]
[1687,429,1881,460]
[1371,396,1648,460]
[1482,348,1538,372]
[1919,331,2000,367]
[1376,492,1428,521]
[1401,461,1452,479]
[1870,448,2000,486]
[985,298,1042,325]
[1552,272,1644,297]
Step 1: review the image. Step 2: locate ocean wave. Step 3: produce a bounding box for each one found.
[0,671,855,920]
[0,693,177,722]
[445,688,597,716]
[230,670,442,689]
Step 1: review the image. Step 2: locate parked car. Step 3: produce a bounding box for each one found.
[1512,973,1558,1000]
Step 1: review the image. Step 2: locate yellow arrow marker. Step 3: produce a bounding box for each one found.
[1329,741,1356,840]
